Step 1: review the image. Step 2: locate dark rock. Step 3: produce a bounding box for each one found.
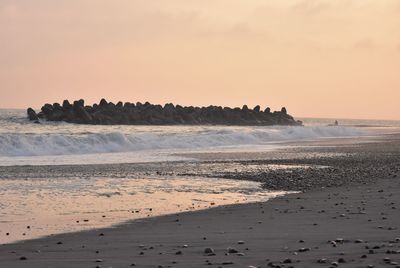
[27,100,302,126]
[41,103,53,115]
[99,98,108,107]
[62,100,72,110]
[78,99,84,107]
[53,102,62,111]
[27,108,38,121]
[75,105,92,123]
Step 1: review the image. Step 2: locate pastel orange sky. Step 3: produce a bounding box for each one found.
[1,0,399,120]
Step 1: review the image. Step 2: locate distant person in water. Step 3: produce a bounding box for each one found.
[334,120,339,126]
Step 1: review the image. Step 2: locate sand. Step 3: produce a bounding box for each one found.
[0,176,399,267]
[0,134,399,267]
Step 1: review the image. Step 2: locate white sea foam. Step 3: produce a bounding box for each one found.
[0,126,363,157]
[0,109,378,165]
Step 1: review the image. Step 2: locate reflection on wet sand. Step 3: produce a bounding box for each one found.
[0,176,288,244]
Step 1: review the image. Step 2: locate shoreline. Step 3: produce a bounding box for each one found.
[0,175,399,267]
[0,134,399,267]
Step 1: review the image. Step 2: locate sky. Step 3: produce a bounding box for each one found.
[1,0,399,120]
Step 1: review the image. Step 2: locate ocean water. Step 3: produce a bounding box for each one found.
[0,109,399,244]
[1,109,395,166]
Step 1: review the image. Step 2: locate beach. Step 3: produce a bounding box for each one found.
[0,130,399,267]
[2,0,400,266]
[2,177,399,268]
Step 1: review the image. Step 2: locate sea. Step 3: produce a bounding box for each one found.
[0,109,399,243]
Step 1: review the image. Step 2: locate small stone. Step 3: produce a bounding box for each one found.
[204,248,215,255]
[282,258,292,263]
[331,261,339,267]
[227,247,238,254]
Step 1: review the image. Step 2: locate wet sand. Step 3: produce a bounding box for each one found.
[0,176,284,244]
[0,134,399,267]
[0,176,399,267]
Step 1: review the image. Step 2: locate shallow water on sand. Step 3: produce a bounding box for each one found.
[0,175,288,244]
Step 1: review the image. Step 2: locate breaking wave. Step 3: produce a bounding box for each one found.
[0,126,363,157]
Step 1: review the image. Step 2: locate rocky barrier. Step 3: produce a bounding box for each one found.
[27,99,302,125]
